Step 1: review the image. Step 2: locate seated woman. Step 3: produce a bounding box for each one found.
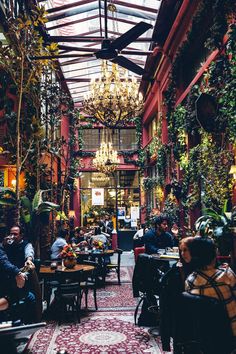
[160,237,194,352]
[50,229,68,260]
[186,237,236,341]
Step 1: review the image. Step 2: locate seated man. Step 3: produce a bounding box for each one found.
[3,227,36,323]
[144,214,173,254]
[71,227,85,245]
[3,225,35,270]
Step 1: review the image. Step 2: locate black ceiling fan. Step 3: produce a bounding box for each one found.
[93,21,152,75]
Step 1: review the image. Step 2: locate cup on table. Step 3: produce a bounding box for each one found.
[50,262,57,270]
[173,247,179,253]
[157,248,165,255]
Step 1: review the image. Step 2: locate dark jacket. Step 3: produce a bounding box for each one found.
[0,245,20,299]
[4,240,30,269]
[0,245,20,278]
[144,229,173,254]
[132,253,163,298]
[101,220,113,235]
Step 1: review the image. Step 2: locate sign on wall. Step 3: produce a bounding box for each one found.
[92,188,104,205]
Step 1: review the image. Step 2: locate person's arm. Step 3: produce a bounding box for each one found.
[0,247,20,276]
[24,242,35,269]
[0,247,26,288]
[25,242,34,261]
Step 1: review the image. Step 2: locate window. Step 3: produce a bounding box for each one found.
[82,129,100,150]
[82,128,137,151]
[120,129,137,150]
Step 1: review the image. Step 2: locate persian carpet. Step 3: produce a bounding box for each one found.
[26,264,170,353]
[105,266,134,284]
[82,283,137,310]
[26,312,166,354]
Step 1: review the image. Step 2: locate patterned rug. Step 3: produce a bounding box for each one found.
[26,264,171,353]
[105,266,134,284]
[82,283,137,310]
[26,312,167,354]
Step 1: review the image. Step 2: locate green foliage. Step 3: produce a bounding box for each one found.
[156,144,170,187]
[143,177,158,191]
[195,206,233,254]
[181,134,233,211]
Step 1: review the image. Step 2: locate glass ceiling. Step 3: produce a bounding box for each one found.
[44,0,162,106]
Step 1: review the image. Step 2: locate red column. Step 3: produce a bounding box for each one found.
[111,229,118,250]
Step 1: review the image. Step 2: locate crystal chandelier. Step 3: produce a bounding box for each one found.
[93,129,119,174]
[83,61,143,128]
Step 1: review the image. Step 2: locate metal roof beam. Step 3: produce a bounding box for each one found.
[47,3,98,22]
[47,0,96,14]
[48,35,153,43]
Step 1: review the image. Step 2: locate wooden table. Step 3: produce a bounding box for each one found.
[39,264,95,275]
[39,264,95,308]
[74,249,114,257]
[75,249,115,285]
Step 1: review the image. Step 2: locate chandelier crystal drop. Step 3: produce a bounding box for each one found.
[93,129,120,174]
[83,61,143,128]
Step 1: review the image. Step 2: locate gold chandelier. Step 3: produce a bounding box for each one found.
[83,61,143,128]
[93,129,119,174]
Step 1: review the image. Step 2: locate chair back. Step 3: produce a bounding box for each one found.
[174,292,234,354]
[55,269,83,284]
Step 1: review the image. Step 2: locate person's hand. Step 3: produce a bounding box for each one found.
[15,273,26,288]
[171,224,179,237]
[25,258,35,270]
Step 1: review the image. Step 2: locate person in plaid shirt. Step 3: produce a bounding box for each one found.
[185,237,236,341]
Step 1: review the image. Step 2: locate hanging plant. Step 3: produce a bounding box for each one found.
[143,177,159,191]
[156,144,170,186]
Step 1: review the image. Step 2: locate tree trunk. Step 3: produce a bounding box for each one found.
[15,55,24,224]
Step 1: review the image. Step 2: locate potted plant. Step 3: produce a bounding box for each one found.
[60,244,77,268]
[195,206,233,256]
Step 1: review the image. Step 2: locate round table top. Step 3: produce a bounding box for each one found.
[75,249,114,256]
[151,253,179,261]
[40,264,95,274]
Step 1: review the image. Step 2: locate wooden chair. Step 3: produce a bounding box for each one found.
[106,248,123,285]
[54,269,83,324]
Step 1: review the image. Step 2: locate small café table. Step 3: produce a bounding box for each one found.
[75,249,115,285]
[39,264,95,307]
[150,252,179,273]
[39,263,95,276]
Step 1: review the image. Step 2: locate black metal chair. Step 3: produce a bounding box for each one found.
[54,269,83,324]
[40,260,61,309]
[106,248,123,285]
[80,260,99,310]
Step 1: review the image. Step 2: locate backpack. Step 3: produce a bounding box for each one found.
[134,294,159,327]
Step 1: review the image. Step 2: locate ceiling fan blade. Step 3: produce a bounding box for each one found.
[111,56,145,76]
[111,22,152,52]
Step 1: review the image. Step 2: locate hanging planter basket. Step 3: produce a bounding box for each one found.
[195,93,219,133]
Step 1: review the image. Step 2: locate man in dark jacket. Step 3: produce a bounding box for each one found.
[101,214,114,235]
[3,225,34,270]
[144,214,173,254]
